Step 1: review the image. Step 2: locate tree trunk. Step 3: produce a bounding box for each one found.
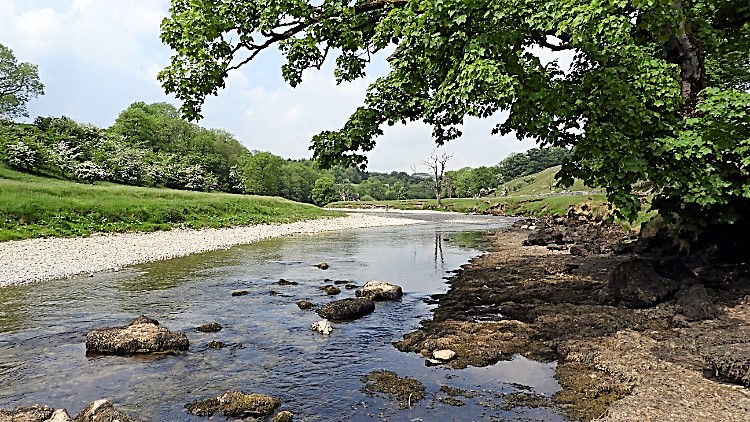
[663,0,705,117]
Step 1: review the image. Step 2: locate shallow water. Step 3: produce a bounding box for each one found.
[0,212,568,421]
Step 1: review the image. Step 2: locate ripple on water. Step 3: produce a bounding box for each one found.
[0,213,564,421]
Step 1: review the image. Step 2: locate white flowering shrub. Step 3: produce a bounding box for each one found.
[5,141,40,171]
[74,160,108,183]
[182,163,218,191]
[50,140,81,176]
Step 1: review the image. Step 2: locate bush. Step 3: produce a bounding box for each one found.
[74,160,108,183]
[5,141,41,171]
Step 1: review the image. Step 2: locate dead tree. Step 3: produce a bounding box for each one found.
[423,151,452,206]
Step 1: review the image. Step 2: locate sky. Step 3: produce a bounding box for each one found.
[0,0,540,173]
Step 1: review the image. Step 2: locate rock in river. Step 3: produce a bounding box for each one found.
[76,399,141,422]
[196,322,222,332]
[0,400,140,422]
[186,391,280,417]
[310,319,334,335]
[317,298,375,321]
[355,281,403,301]
[85,315,189,355]
[0,405,71,422]
[297,300,315,310]
[274,410,294,422]
[321,285,341,295]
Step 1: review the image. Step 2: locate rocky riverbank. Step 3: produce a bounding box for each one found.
[0,214,420,287]
[395,209,750,421]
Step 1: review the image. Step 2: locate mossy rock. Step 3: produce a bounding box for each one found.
[186,391,280,417]
[361,370,425,408]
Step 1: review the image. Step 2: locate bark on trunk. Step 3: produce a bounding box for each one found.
[663,0,705,117]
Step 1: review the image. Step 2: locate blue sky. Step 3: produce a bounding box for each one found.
[0,0,539,172]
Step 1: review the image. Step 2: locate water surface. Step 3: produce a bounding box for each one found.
[0,212,567,421]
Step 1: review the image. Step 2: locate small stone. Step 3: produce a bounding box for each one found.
[322,285,341,295]
[76,399,141,422]
[433,349,457,361]
[297,300,314,310]
[310,320,333,335]
[208,341,226,349]
[277,279,298,286]
[274,410,294,422]
[269,290,280,296]
[316,262,330,270]
[196,322,222,332]
[231,290,249,297]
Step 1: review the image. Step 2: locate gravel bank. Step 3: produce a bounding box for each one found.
[0,214,421,287]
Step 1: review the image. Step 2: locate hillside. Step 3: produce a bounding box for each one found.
[0,164,341,241]
[499,166,597,197]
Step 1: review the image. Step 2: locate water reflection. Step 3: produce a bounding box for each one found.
[0,213,566,421]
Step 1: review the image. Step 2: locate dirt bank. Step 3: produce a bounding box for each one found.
[395,213,750,421]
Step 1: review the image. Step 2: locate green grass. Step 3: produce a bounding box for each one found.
[0,164,342,241]
[329,166,607,217]
[329,194,610,217]
[497,166,596,197]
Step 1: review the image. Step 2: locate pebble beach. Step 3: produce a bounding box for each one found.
[0,213,420,287]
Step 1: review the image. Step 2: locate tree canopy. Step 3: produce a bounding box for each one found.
[0,44,44,120]
[159,0,750,229]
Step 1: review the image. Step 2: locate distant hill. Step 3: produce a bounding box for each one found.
[498,166,598,197]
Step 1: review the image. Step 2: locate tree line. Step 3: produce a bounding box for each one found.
[2,41,568,207]
[0,100,568,206]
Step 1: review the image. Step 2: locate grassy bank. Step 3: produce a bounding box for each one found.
[0,165,342,241]
[328,194,610,216]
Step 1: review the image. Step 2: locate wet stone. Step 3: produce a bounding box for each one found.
[85,315,189,355]
[296,300,315,310]
[231,290,249,297]
[186,391,280,418]
[316,298,375,321]
[277,278,298,286]
[321,285,341,295]
[208,341,226,349]
[361,370,426,409]
[273,410,294,422]
[196,322,222,333]
[355,280,403,301]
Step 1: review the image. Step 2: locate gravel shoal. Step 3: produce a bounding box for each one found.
[0,214,421,287]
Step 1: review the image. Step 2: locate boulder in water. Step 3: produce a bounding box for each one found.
[85,315,189,355]
[317,298,375,321]
[355,281,403,301]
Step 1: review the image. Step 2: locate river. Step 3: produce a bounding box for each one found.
[0,211,568,421]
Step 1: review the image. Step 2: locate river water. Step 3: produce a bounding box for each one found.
[0,212,568,421]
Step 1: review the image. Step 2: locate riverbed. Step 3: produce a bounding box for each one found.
[0,212,568,421]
